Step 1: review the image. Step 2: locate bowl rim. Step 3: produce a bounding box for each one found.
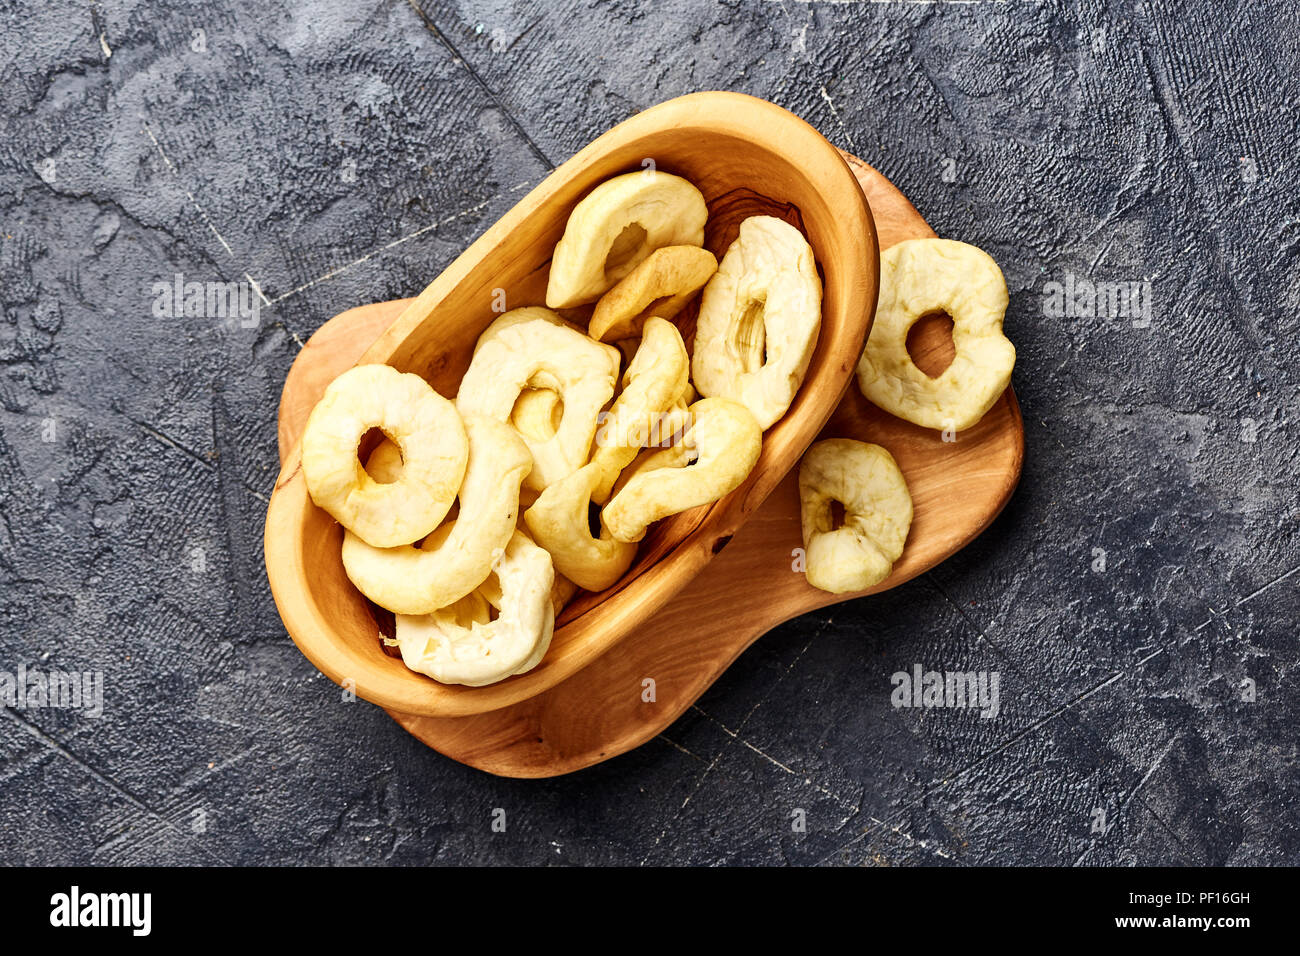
[264,90,880,717]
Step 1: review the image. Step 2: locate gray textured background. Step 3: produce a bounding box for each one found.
[1,0,1296,866]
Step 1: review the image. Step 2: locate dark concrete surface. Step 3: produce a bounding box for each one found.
[1,0,1296,866]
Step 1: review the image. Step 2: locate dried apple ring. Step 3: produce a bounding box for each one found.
[340,417,532,615]
[603,397,762,543]
[603,384,697,500]
[588,246,718,342]
[300,363,468,548]
[486,310,572,444]
[588,316,690,504]
[472,305,570,353]
[457,308,619,492]
[692,216,823,430]
[608,441,693,501]
[856,238,1015,431]
[426,575,556,678]
[546,171,708,309]
[393,530,555,687]
[799,439,912,594]
[524,462,637,592]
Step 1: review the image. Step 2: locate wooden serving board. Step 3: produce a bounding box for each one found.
[276,153,1024,777]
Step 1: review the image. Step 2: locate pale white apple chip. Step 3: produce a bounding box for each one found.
[588,316,690,504]
[692,216,822,430]
[607,440,695,501]
[457,308,619,492]
[799,438,912,594]
[524,462,637,593]
[588,245,717,342]
[856,238,1015,431]
[394,530,555,687]
[341,417,532,615]
[602,397,761,543]
[546,171,707,309]
[301,364,467,548]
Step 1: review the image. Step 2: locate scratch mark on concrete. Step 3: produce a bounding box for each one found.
[142,122,238,259]
[2,707,233,865]
[267,182,531,305]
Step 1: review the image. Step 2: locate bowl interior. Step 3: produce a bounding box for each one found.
[265,92,878,717]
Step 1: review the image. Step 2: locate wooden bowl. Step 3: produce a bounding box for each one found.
[263,92,878,718]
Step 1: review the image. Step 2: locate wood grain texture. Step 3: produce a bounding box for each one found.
[275,151,1024,778]
[264,92,877,719]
